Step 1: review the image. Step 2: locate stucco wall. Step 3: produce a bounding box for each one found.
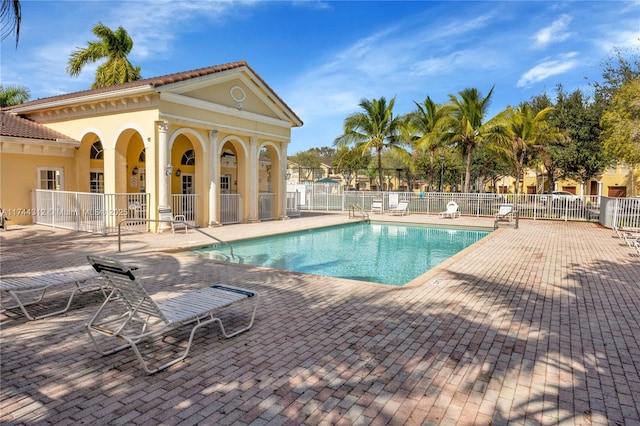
[0,152,78,225]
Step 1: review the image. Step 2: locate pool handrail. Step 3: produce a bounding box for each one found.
[348,204,370,222]
[117,218,235,258]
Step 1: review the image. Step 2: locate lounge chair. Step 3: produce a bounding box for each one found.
[158,205,188,234]
[439,201,461,219]
[371,199,383,214]
[1,266,102,320]
[85,255,259,374]
[495,203,514,222]
[388,193,399,210]
[634,239,640,256]
[389,201,410,216]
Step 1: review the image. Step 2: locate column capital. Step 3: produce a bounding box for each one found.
[157,121,170,133]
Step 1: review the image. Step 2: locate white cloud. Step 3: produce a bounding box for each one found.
[517,52,579,87]
[533,14,572,49]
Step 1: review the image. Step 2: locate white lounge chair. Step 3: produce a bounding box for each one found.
[86,255,259,374]
[389,201,410,216]
[0,266,102,320]
[388,193,399,210]
[371,199,383,214]
[158,205,188,234]
[439,201,461,219]
[495,203,514,222]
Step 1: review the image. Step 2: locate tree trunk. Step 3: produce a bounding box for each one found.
[377,147,384,191]
[464,144,472,193]
[428,150,435,191]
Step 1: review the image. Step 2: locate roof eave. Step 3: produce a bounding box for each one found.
[7,85,155,114]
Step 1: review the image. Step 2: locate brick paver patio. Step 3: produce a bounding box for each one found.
[1,213,639,425]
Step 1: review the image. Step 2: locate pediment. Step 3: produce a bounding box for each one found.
[158,68,300,126]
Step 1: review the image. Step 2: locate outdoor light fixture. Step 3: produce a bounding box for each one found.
[165,164,173,176]
[286,170,291,180]
[131,166,139,176]
[175,169,182,177]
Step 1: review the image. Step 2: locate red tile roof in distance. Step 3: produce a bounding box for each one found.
[1,111,77,142]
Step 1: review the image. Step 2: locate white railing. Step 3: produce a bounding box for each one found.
[601,197,640,229]
[259,193,276,221]
[297,188,610,223]
[286,191,301,217]
[32,190,149,235]
[220,194,242,224]
[171,194,199,226]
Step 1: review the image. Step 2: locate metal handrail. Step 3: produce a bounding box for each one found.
[117,218,235,258]
[348,204,370,222]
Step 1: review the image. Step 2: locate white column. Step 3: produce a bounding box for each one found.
[208,130,220,226]
[248,137,259,222]
[598,180,603,197]
[157,122,171,232]
[279,142,289,220]
[157,121,170,207]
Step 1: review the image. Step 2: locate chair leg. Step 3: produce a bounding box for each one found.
[128,294,259,374]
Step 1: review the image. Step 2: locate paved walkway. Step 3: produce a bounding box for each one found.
[1,213,639,425]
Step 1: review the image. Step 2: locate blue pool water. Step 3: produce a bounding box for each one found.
[193,222,491,286]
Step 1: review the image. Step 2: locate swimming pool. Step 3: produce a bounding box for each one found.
[193,222,491,286]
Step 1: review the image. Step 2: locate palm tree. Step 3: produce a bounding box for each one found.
[405,97,453,191]
[334,97,404,191]
[489,104,557,196]
[67,22,142,89]
[0,84,29,106]
[448,86,495,193]
[1,0,21,46]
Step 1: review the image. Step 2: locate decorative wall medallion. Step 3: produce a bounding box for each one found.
[230,85,246,110]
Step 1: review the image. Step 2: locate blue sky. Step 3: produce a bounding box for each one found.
[2,1,639,154]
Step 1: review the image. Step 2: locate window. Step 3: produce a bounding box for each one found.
[181,149,195,166]
[90,141,104,160]
[90,171,104,193]
[181,174,194,194]
[220,174,230,193]
[38,168,62,190]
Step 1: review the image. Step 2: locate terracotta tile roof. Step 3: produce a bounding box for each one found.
[3,60,303,125]
[0,111,77,143]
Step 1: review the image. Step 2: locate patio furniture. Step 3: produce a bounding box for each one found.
[158,205,188,234]
[86,255,260,374]
[495,203,514,222]
[388,193,399,210]
[439,201,461,219]
[389,201,410,216]
[371,199,383,214]
[0,266,102,320]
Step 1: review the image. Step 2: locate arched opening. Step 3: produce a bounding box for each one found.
[89,140,104,193]
[169,131,204,225]
[219,138,247,224]
[258,143,282,220]
[114,129,144,194]
[77,132,103,193]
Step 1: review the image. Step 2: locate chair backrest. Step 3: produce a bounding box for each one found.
[87,255,168,323]
[389,193,399,209]
[446,201,458,212]
[498,204,513,214]
[395,201,409,210]
[158,205,173,220]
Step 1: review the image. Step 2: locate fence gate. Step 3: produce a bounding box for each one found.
[220,194,242,224]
